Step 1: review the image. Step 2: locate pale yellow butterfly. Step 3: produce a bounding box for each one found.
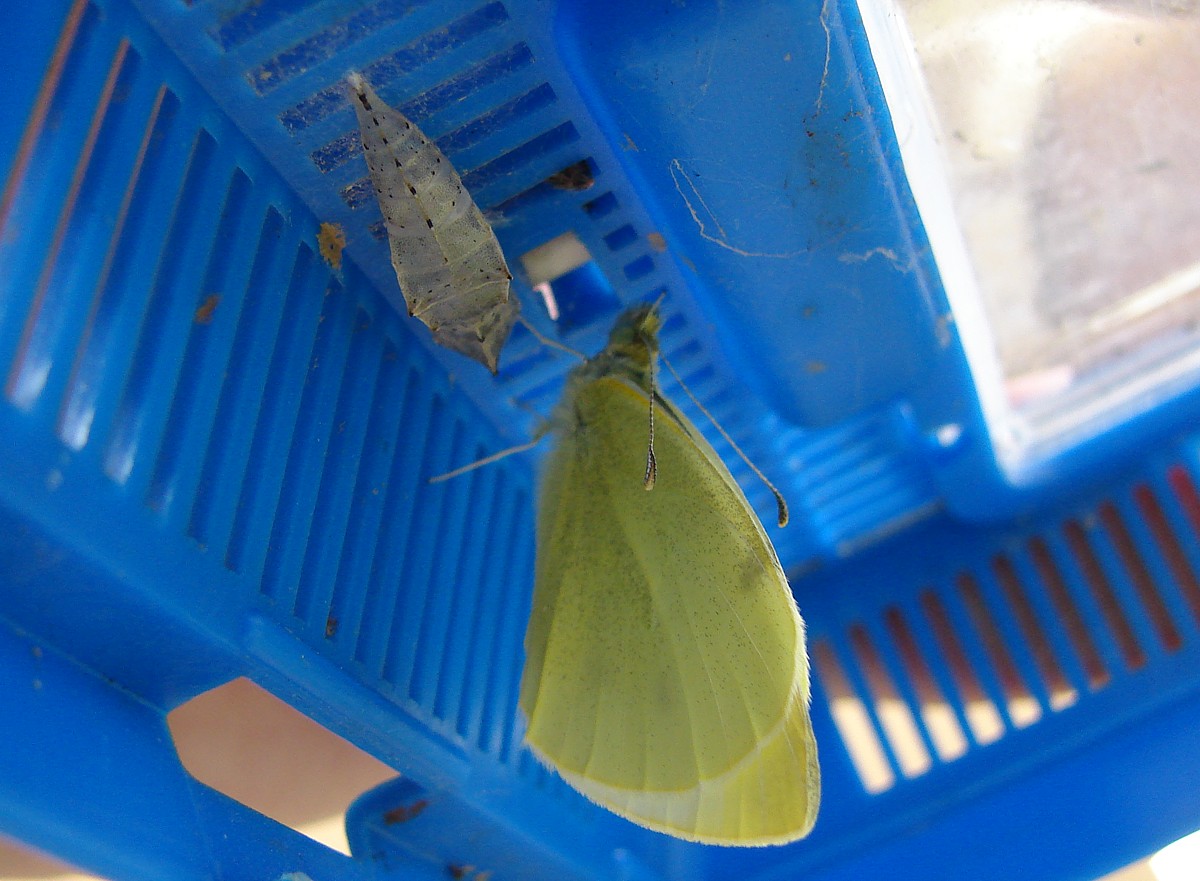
[518,303,820,845]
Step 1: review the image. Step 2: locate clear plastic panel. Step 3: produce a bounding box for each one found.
[861,0,1200,465]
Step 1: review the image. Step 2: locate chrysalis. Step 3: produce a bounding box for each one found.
[348,74,518,373]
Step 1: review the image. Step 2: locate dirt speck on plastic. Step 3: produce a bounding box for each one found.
[318,222,347,270]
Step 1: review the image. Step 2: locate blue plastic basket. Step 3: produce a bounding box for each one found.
[4,2,1200,880]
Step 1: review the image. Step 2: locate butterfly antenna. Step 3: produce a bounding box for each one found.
[517,315,587,361]
[644,364,658,490]
[659,353,789,527]
[429,435,546,484]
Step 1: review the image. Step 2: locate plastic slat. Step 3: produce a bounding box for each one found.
[456,483,524,747]
[261,278,359,609]
[1,3,110,370]
[1110,490,1198,649]
[1042,527,1142,680]
[186,206,296,552]
[825,629,906,785]
[8,41,147,414]
[293,309,387,636]
[56,89,190,454]
[430,464,502,729]
[406,417,480,707]
[492,498,535,763]
[380,397,459,693]
[101,130,227,487]
[283,17,529,140]
[478,560,546,763]
[351,372,434,675]
[224,246,328,574]
[325,341,412,657]
[145,169,259,523]
[1007,544,1092,698]
[1076,512,1171,667]
[1140,469,1200,632]
[971,565,1054,718]
[862,615,941,771]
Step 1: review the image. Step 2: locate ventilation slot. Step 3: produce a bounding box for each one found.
[293,310,385,633]
[489,158,598,217]
[1137,479,1200,626]
[248,0,447,95]
[428,467,504,729]
[812,638,896,793]
[281,28,528,134]
[7,38,138,410]
[370,38,533,127]
[954,574,1041,728]
[226,245,327,574]
[495,517,535,763]
[380,397,455,694]
[882,607,970,762]
[602,224,638,251]
[212,0,330,51]
[188,208,293,553]
[847,624,933,778]
[351,374,435,674]
[324,347,411,657]
[457,490,532,756]
[407,419,486,711]
[622,255,655,281]
[582,191,618,218]
[102,128,221,486]
[990,555,1077,710]
[57,85,181,451]
[260,278,357,606]
[1027,537,1110,690]
[463,123,581,203]
[918,589,1006,747]
[0,0,94,232]
[1063,519,1147,670]
[1099,500,1185,653]
[146,168,255,517]
[313,81,557,174]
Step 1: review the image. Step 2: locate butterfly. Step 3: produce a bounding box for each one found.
[518,303,819,845]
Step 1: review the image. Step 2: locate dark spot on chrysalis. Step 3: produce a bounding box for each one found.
[408,185,416,195]
[404,120,411,129]
[426,218,434,229]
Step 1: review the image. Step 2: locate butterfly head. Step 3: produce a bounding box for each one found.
[602,302,662,369]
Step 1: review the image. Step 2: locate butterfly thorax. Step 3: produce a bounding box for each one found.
[550,305,661,431]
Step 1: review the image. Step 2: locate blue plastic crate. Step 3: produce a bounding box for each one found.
[3,1,1200,879]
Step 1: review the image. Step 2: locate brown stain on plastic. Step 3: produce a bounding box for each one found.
[194,294,221,325]
[318,221,346,269]
[383,798,429,825]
